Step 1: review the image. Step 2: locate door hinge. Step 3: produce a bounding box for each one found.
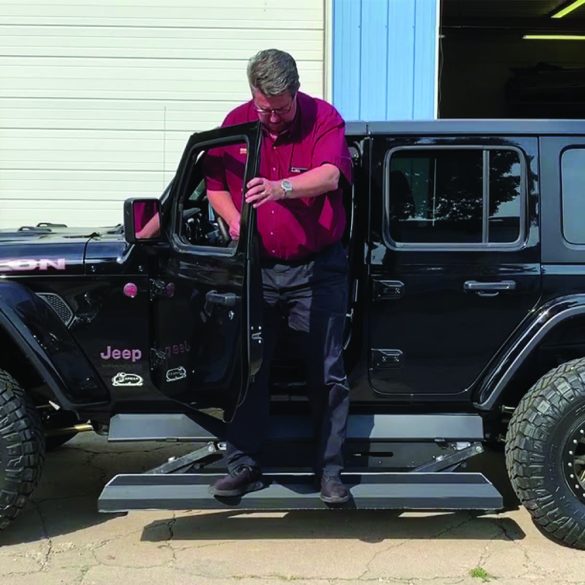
[372,279,404,301]
[371,349,403,369]
[250,326,263,345]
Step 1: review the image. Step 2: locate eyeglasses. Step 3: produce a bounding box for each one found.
[254,96,296,117]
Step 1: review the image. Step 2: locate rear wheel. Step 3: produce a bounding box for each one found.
[506,358,585,549]
[0,369,45,530]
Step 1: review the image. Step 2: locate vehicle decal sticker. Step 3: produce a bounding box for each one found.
[165,366,187,383]
[161,340,191,357]
[100,346,142,362]
[0,258,67,272]
[111,372,143,387]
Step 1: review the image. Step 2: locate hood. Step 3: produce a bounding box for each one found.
[0,224,124,275]
[0,223,123,243]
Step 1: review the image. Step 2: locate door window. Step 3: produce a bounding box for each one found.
[175,139,250,251]
[387,147,524,246]
[561,148,585,245]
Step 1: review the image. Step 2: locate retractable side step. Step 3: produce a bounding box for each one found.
[98,472,502,513]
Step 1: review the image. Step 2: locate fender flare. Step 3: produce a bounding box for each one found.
[474,294,585,410]
[0,281,109,413]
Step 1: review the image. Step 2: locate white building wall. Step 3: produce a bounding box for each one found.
[0,0,325,228]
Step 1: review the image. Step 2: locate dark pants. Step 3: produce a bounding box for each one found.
[226,242,350,477]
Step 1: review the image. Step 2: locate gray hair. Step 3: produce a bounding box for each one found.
[247,49,300,97]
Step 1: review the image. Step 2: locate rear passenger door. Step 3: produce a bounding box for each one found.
[367,134,541,400]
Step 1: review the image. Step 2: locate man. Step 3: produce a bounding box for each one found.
[206,49,352,504]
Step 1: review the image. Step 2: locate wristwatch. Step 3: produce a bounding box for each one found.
[280,179,293,199]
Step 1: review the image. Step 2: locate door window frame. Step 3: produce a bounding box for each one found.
[168,128,259,259]
[383,144,528,252]
[560,146,585,246]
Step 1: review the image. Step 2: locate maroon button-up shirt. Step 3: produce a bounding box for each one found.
[205,92,352,261]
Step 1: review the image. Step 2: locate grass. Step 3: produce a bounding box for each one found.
[469,566,495,582]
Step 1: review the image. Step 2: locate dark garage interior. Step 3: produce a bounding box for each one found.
[439,0,585,118]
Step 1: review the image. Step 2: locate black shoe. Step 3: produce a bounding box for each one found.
[209,465,264,497]
[320,474,350,504]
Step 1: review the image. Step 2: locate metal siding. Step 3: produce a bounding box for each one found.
[0,0,324,228]
[360,0,389,120]
[332,0,361,120]
[413,0,438,119]
[333,0,437,121]
[387,0,416,120]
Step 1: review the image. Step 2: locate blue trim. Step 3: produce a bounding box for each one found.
[333,0,437,121]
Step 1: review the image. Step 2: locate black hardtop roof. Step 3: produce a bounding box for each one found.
[345,119,585,137]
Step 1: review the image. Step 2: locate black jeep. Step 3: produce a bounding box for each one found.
[1,120,585,549]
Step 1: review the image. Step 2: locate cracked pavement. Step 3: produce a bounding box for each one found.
[0,433,583,585]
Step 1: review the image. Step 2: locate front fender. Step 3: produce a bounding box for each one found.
[0,281,109,412]
[474,294,585,410]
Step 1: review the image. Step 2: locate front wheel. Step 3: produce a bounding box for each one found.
[506,358,585,549]
[0,370,45,530]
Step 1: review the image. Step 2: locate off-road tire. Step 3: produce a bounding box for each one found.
[0,369,45,530]
[506,358,585,549]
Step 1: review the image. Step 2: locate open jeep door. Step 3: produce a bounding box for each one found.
[149,122,263,419]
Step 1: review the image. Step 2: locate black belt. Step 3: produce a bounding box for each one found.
[260,242,343,269]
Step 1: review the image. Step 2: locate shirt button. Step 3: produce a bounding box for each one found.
[271,210,274,214]
[270,231,274,236]
[271,249,276,254]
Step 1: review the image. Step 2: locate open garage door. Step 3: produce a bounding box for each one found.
[439,0,585,118]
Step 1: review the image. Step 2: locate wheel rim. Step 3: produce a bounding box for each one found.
[563,421,585,502]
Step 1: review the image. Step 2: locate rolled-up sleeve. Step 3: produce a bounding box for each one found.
[311,108,352,185]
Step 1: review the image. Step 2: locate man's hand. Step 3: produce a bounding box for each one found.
[229,215,241,239]
[245,178,285,208]
[208,190,241,239]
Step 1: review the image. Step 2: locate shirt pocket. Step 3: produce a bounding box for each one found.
[289,154,315,205]
[289,150,311,176]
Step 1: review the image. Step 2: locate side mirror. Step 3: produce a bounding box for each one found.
[124,198,161,244]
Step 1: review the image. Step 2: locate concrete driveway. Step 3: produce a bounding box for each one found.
[0,433,583,585]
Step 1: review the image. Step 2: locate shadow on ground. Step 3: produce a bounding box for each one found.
[0,433,525,546]
[142,509,525,544]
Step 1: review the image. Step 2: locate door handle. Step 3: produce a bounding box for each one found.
[464,280,517,297]
[205,291,238,307]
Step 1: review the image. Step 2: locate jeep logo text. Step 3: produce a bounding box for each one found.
[100,346,142,363]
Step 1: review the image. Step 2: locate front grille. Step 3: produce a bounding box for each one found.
[36,293,74,327]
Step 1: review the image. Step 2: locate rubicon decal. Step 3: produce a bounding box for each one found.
[0,258,67,272]
[111,373,143,387]
[100,346,142,362]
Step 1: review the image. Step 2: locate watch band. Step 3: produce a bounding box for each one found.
[281,179,293,199]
